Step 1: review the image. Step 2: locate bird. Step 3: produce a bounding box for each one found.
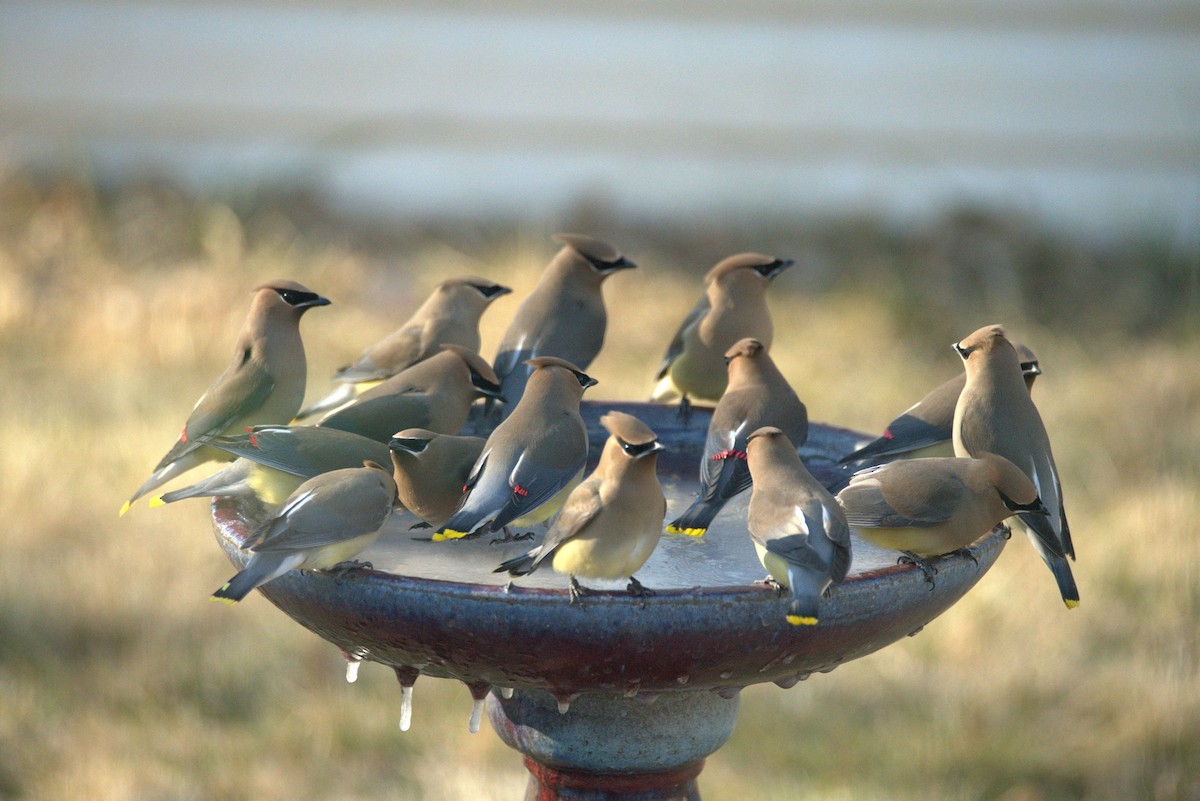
[838,343,1042,466]
[746,426,851,626]
[298,276,510,419]
[211,460,398,604]
[436,357,597,541]
[154,425,391,507]
[491,234,634,413]
[651,252,793,416]
[495,411,666,602]
[387,429,486,528]
[666,338,808,536]
[835,453,1048,575]
[122,280,330,515]
[952,324,1079,608]
[317,344,505,442]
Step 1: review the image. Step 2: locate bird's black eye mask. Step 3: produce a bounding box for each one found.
[583,253,636,274]
[573,370,598,388]
[753,258,793,279]
[619,438,660,458]
[472,284,510,299]
[275,288,328,308]
[389,436,430,454]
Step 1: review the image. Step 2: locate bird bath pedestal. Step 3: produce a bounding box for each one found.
[212,402,1006,800]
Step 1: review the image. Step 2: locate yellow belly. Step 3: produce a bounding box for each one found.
[551,524,661,580]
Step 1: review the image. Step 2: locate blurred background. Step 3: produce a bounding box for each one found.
[1,2,1197,799]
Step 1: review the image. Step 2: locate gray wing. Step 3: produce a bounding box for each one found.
[655,294,710,380]
[531,479,604,569]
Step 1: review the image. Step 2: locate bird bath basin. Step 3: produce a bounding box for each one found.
[213,401,1007,800]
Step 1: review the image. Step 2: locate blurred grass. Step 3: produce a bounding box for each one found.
[0,173,1197,801]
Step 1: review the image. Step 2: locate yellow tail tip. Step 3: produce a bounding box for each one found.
[433,529,468,542]
[665,524,707,537]
[1065,598,1080,610]
[786,614,818,626]
[118,500,132,517]
[148,496,166,508]
[209,595,239,606]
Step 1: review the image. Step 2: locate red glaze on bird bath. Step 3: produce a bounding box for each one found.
[212,401,1007,800]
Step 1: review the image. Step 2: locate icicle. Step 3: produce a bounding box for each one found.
[465,681,492,734]
[399,685,414,732]
[393,667,420,733]
[554,692,580,715]
[339,648,367,683]
[468,697,485,733]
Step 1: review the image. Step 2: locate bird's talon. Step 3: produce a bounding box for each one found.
[568,576,589,605]
[898,551,938,589]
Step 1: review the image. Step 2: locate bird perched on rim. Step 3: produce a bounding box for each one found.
[746,426,851,626]
[952,324,1079,608]
[491,234,634,414]
[838,343,1041,467]
[388,429,487,528]
[495,411,667,603]
[122,280,330,515]
[155,425,390,508]
[317,345,505,442]
[211,460,398,604]
[651,253,793,418]
[667,338,808,537]
[298,276,510,419]
[436,357,598,541]
[835,452,1048,578]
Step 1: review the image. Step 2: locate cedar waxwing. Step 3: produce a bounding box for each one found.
[746,427,851,626]
[838,344,1041,466]
[211,461,398,604]
[491,234,633,413]
[155,425,391,507]
[122,280,330,515]
[298,276,510,418]
[651,253,792,413]
[836,453,1048,561]
[436,357,597,540]
[387,429,487,528]
[952,325,1079,608]
[317,345,504,443]
[495,411,667,601]
[666,339,808,536]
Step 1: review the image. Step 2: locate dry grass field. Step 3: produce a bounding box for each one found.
[0,175,1196,800]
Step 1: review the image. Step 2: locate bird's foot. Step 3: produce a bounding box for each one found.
[626,576,655,607]
[757,575,786,596]
[489,528,536,545]
[997,523,1013,540]
[676,395,692,427]
[950,545,980,567]
[409,521,432,531]
[898,551,937,589]
[568,576,590,605]
[326,560,374,583]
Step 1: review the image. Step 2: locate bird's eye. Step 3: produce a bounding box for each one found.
[276,288,318,306]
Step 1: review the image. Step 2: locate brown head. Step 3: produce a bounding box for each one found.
[441,344,505,401]
[435,275,512,308]
[705,253,792,288]
[523,356,598,399]
[600,411,664,462]
[979,451,1047,515]
[550,233,636,285]
[1014,342,1041,390]
[953,324,1021,376]
[251,279,331,319]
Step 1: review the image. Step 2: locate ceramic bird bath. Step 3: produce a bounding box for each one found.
[212,401,1006,800]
